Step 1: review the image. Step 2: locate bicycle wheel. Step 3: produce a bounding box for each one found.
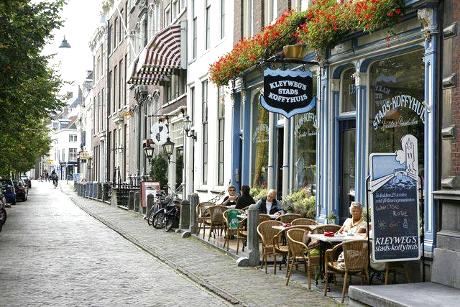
[153,211,165,229]
[0,208,6,225]
[164,218,174,232]
[146,208,155,226]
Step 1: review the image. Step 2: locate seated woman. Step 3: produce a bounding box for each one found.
[235,185,255,209]
[219,185,239,207]
[338,201,367,235]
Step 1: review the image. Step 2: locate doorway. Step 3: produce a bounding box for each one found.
[338,120,356,223]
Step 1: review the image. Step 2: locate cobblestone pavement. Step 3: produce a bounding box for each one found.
[60,183,338,307]
[0,181,229,306]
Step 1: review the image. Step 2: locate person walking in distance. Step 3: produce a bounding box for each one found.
[50,170,58,188]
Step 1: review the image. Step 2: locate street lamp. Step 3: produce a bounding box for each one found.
[183,115,197,140]
[59,36,71,48]
[162,137,175,162]
[143,144,155,160]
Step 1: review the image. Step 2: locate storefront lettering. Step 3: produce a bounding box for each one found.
[373,95,426,129]
[252,124,269,143]
[269,80,307,91]
[267,92,309,103]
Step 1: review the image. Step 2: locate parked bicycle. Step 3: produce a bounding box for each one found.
[150,184,183,231]
[146,190,167,226]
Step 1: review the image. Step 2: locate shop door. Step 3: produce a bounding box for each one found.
[338,120,356,224]
[277,128,284,199]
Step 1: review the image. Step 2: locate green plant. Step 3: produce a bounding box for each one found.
[149,154,168,188]
[250,187,268,201]
[327,213,337,224]
[283,188,316,218]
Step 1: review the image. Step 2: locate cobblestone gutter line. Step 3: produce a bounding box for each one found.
[68,194,244,306]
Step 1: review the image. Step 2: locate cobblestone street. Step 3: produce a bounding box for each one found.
[0,181,228,306]
[0,181,337,306]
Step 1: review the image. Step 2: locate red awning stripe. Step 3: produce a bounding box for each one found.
[128,25,181,85]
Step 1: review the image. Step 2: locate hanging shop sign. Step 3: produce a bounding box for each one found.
[369,134,421,262]
[150,123,168,145]
[372,95,426,130]
[260,69,316,118]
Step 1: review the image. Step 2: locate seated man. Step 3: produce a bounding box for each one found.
[256,189,282,216]
[219,185,239,207]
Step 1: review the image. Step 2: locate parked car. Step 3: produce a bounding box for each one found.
[13,179,28,201]
[0,179,16,205]
[21,175,31,189]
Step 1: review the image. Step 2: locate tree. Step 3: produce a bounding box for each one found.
[150,154,168,189]
[0,0,65,174]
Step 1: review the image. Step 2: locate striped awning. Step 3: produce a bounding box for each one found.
[128,24,182,85]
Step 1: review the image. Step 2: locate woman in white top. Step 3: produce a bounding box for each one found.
[338,201,367,235]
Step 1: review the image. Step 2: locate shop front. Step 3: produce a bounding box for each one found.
[229,4,438,260]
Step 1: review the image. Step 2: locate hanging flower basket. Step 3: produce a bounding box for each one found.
[209,10,308,87]
[296,0,404,51]
[210,0,404,87]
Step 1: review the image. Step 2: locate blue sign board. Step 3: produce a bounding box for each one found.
[369,134,421,262]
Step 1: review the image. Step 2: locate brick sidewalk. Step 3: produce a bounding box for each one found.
[62,183,338,307]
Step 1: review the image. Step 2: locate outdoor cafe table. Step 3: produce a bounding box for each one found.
[308,233,366,282]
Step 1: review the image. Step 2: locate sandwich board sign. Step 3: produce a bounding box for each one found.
[369,134,421,262]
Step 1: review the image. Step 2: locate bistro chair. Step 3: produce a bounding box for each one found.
[223,209,246,254]
[206,205,227,241]
[291,218,318,226]
[257,220,283,274]
[324,239,369,303]
[285,228,319,289]
[278,213,302,224]
[258,214,271,224]
[196,202,213,239]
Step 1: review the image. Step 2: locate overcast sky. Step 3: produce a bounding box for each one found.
[42,0,103,97]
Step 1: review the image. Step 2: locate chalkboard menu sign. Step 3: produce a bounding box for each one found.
[259,69,316,118]
[369,134,421,262]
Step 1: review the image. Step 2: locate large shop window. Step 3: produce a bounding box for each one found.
[252,94,269,188]
[293,69,317,193]
[369,50,425,173]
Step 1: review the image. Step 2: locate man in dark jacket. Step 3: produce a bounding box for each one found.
[257,189,282,215]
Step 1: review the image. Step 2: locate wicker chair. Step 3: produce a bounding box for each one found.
[206,205,227,241]
[258,214,271,224]
[285,228,319,289]
[223,209,246,254]
[324,240,369,303]
[278,214,302,224]
[196,202,213,239]
[257,220,283,274]
[291,218,318,226]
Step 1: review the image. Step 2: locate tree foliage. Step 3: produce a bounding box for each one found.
[0,0,65,174]
[150,154,168,189]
